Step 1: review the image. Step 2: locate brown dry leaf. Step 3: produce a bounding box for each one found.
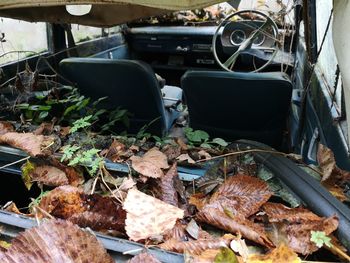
[3,202,28,216]
[143,147,169,169]
[128,252,161,263]
[39,185,85,217]
[323,184,348,202]
[38,185,126,234]
[198,150,211,160]
[159,163,179,206]
[105,139,127,162]
[0,219,113,263]
[164,220,188,242]
[159,234,233,254]
[176,153,196,164]
[209,174,272,217]
[286,214,339,255]
[59,127,71,137]
[317,144,336,181]
[27,165,69,187]
[263,202,321,223]
[50,159,84,186]
[197,206,274,248]
[130,148,169,178]
[247,243,301,263]
[162,144,181,162]
[33,122,54,135]
[123,188,184,241]
[0,121,14,135]
[0,132,56,156]
[189,193,210,210]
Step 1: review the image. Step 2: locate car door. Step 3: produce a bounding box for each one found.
[291,0,350,172]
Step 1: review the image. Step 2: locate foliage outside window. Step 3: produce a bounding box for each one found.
[0,18,48,65]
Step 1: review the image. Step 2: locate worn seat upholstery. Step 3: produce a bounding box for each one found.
[60,58,181,136]
[181,71,293,148]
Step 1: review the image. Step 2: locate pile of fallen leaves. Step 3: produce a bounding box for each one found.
[0,120,350,262]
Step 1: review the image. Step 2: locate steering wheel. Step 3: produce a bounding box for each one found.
[212,10,279,72]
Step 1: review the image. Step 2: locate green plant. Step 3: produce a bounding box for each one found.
[100,107,131,132]
[184,127,228,148]
[310,231,332,248]
[70,115,92,133]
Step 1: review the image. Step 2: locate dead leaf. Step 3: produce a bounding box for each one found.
[105,139,127,162]
[162,144,181,162]
[163,220,188,242]
[197,206,274,248]
[0,121,14,135]
[123,188,184,241]
[317,144,336,181]
[143,148,169,169]
[59,127,71,137]
[128,252,161,263]
[263,202,321,223]
[33,122,54,135]
[159,163,179,206]
[247,243,301,263]
[130,148,168,178]
[189,193,210,211]
[38,186,126,234]
[176,153,196,164]
[27,165,69,187]
[209,175,272,217]
[0,219,114,263]
[159,234,233,254]
[186,219,200,240]
[198,150,211,160]
[0,132,56,156]
[286,214,339,255]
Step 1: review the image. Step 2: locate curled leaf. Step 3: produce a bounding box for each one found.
[159,163,179,206]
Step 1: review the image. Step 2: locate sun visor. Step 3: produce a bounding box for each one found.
[0,1,224,27]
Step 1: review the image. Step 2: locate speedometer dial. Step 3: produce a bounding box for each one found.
[250,30,266,46]
[230,30,246,46]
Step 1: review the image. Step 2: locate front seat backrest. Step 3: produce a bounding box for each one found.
[60,58,167,135]
[181,71,293,148]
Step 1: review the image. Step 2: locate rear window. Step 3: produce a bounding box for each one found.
[70,25,121,44]
[0,18,48,65]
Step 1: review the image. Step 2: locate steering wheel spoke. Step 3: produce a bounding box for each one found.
[212,10,279,73]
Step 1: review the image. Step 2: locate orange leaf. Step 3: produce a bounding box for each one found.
[0,121,14,135]
[247,243,301,263]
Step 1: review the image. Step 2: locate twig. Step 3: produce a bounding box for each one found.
[0,155,30,171]
[90,176,99,195]
[195,149,288,163]
[101,166,123,203]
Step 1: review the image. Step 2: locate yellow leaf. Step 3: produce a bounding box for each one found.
[247,244,301,263]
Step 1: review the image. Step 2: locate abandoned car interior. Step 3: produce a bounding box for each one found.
[0,0,350,262]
